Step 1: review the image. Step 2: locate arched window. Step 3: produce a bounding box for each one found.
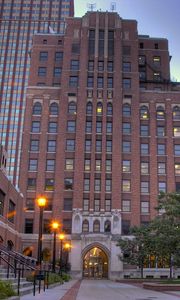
[156,106,165,120]
[93,220,100,233]
[50,102,59,115]
[122,103,131,117]
[82,220,89,233]
[140,105,149,120]
[96,102,103,115]
[107,103,113,116]
[173,106,180,120]
[104,220,111,233]
[86,102,93,115]
[68,101,76,114]
[33,102,42,115]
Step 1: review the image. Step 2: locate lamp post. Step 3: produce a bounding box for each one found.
[59,233,65,275]
[51,221,60,273]
[37,197,47,268]
[64,242,71,271]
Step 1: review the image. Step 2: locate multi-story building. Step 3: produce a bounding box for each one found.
[0,0,74,184]
[19,11,180,279]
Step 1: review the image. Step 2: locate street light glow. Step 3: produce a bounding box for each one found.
[59,233,65,240]
[52,221,60,230]
[37,197,47,207]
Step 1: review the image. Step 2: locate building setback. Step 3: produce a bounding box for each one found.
[19,11,180,279]
[0,0,74,184]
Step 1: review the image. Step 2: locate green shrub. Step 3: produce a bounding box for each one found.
[48,273,64,285]
[0,280,17,299]
[61,273,71,282]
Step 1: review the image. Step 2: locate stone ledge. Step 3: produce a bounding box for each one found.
[143,282,180,291]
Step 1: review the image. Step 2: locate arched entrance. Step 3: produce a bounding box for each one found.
[83,246,108,279]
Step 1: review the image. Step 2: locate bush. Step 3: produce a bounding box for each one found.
[0,280,17,299]
[48,273,64,285]
[61,273,71,282]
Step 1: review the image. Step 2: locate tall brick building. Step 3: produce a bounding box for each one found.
[0,0,74,184]
[19,11,180,279]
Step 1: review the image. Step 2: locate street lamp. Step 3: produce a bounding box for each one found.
[37,197,47,268]
[51,221,60,273]
[59,233,65,275]
[64,243,71,271]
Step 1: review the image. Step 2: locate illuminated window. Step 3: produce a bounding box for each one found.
[95,160,101,171]
[174,127,180,137]
[84,159,91,171]
[153,56,161,66]
[141,162,149,174]
[122,160,131,172]
[140,105,149,119]
[173,106,180,120]
[122,180,131,192]
[65,159,74,170]
[45,179,54,191]
[156,106,165,120]
[96,102,103,115]
[154,72,161,81]
[175,164,180,175]
[82,220,89,232]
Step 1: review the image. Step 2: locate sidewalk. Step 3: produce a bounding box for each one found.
[20,279,78,300]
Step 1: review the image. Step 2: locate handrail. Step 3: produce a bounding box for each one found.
[0,248,36,271]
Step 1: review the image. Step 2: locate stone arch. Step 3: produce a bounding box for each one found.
[23,246,33,257]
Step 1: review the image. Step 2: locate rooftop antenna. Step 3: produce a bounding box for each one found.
[111,2,116,12]
[87,3,96,12]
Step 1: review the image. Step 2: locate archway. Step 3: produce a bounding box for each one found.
[83,246,109,279]
[23,247,33,257]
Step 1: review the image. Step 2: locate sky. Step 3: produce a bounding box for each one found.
[74,0,180,82]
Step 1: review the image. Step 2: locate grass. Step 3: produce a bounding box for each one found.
[0,280,17,300]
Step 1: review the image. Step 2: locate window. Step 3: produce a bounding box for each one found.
[63,219,72,234]
[104,220,111,233]
[54,67,62,77]
[106,160,112,172]
[70,60,79,71]
[30,140,39,152]
[156,106,165,120]
[141,202,149,214]
[43,219,51,234]
[72,43,80,54]
[108,30,114,56]
[96,140,102,152]
[140,125,149,136]
[175,164,180,175]
[157,144,166,155]
[69,76,78,87]
[86,121,92,133]
[39,51,48,61]
[25,219,33,234]
[93,220,100,232]
[97,77,104,88]
[122,180,131,192]
[8,200,15,223]
[0,190,5,216]
[47,140,56,152]
[173,106,180,120]
[68,101,76,114]
[139,56,146,65]
[65,159,74,170]
[45,179,54,191]
[84,159,91,171]
[174,145,180,156]
[55,51,63,61]
[89,30,95,55]
[122,104,131,116]
[67,121,76,133]
[29,159,38,171]
[82,220,89,232]
[122,160,131,172]
[27,178,36,190]
[107,77,113,88]
[140,106,149,119]
[88,61,94,71]
[141,181,149,194]
[106,140,112,152]
[94,179,101,191]
[95,160,101,171]
[141,143,149,155]
[96,122,102,133]
[139,71,146,81]
[123,123,131,134]
[105,199,111,212]
[122,220,130,235]
[38,67,46,76]
[107,61,113,72]
[107,103,113,116]
[158,163,166,174]
[99,30,105,56]
[31,121,40,133]
[83,199,89,211]
[66,139,75,151]
[26,198,34,211]
[174,127,180,137]
[105,179,112,192]
[49,103,59,116]
[84,178,90,191]
[106,122,112,134]
[157,126,165,137]
[87,76,94,88]
[48,122,57,133]
[33,102,42,115]
[153,56,161,66]
[122,62,131,72]
[122,141,131,153]
[122,200,131,212]
[141,162,149,174]
[98,61,104,71]
[96,102,103,115]
[123,78,131,89]
[46,159,55,171]
[64,178,73,190]
[63,198,72,211]
[85,140,91,152]
[158,182,166,193]
[86,102,93,115]
[154,72,161,81]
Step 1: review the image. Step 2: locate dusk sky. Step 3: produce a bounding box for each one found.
[74,0,180,82]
